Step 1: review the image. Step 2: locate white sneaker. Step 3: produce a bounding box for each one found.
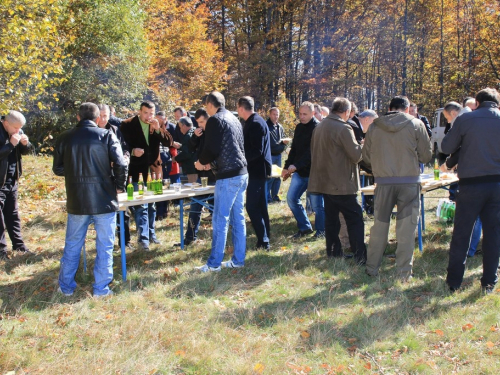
[57,287,73,296]
[221,260,244,268]
[196,264,221,273]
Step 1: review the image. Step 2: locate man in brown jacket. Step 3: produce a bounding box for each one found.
[362,96,432,280]
[309,97,366,264]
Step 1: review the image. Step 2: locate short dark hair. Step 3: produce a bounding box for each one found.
[331,97,351,114]
[194,108,208,120]
[476,88,500,105]
[389,96,410,111]
[79,102,100,121]
[174,106,186,115]
[178,116,193,127]
[205,91,225,108]
[444,101,462,113]
[350,101,358,114]
[140,101,155,110]
[156,111,166,117]
[237,96,254,111]
[409,102,418,108]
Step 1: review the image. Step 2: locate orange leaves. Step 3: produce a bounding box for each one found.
[286,362,312,374]
[486,341,495,348]
[175,349,186,357]
[433,329,444,336]
[253,363,265,374]
[462,323,474,331]
[300,330,310,339]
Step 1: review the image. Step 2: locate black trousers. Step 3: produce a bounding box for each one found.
[0,182,27,252]
[323,193,366,261]
[116,209,131,246]
[447,182,500,288]
[246,178,270,246]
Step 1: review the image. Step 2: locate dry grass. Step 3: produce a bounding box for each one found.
[1,155,499,374]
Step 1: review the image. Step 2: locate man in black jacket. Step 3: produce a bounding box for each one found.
[442,88,500,293]
[120,101,172,250]
[0,111,32,260]
[266,107,288,203]
[238,96,272,250]
[53,103,128,297]
[409,103,432,138]
[195,91,248,272]
[281,102,324,239]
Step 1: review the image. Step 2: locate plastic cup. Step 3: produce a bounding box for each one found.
[163,179,170,190]
[173,183,181,193]
[201,177,208,188]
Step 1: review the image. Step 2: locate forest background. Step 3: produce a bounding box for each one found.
[2,0,500,150]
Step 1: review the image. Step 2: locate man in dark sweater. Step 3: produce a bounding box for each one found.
[266,107,288,203]
[442,88,500,293]
[409,103,432,138]
[281,102,324,239]
[0,111,32,260]
[238,96,272,250]
[195,91,248,272]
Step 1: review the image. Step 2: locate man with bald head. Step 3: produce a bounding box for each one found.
[0,111,33,259]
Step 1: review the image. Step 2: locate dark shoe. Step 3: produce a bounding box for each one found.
[291,229,314,239]
[150,237,161,245]
[449,285,460,293]
[365,269,378,277]
[174,239,194,247]
[0,251,10,260]
[16,248,34,256]
[481,284,494,295]
[255,242,270,251]
[137,243,150,252]
[314,231,325,239]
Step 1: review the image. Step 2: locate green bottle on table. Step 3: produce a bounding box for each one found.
[156,172,162,194]
[147,172,152,192]
[434,159,440,180]
[138,173,144,195]
[127,176,134,201]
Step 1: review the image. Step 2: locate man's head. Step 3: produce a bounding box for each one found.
[205,91,225,116]
[173,106,187,121]
[358,110,378,133]
[389,96,410,113]
[155,111,167,126]
[237,96,255,121]
[331,97,352,122]
[77,102,100,123]
[109,106,116,116]
[314,104,323,121]
[178,116,193,134]
[443,101,463,124]
[96,104,110,128]
[269,107,280,124]
[2,110,26,135]
[138,101,155,124]
[194,108,209,129]
[298,101,314,124]
[409,102,419,117]
[349,102,358,119]
[475,88,500,106]
[321,106,330,117]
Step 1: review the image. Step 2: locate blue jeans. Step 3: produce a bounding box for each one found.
[267,154,282,202]
[130,183,156,246]
[207,174,248,268]
[286,173,325,234]
[447,182,500,288]
[59,212,116,296]
[468,217,482,256]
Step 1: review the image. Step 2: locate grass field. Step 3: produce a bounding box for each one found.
[1,155,499,374]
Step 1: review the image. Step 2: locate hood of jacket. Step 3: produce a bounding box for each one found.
[373,112,414,133]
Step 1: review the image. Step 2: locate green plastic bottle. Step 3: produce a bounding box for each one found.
[126,176,134,201]
[434,159,440,181]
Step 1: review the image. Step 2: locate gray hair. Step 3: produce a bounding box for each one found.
[4,110,26,126]
[179,116,193,127]
[358,109,378,119]
[299,101,315,113]
[443,101,463,113]
[321,106,330,116]
[331,97,351,114]
[97,104,110,113]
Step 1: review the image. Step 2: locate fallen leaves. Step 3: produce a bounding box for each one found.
[253,363,265,374]
[300,330,310,339]
[462,323,474,331]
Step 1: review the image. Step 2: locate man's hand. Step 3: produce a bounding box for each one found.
[282,139,290,145]
[10,133,21,146]
[148,118,160,132]
[281,168,289,179]
[194,128,203,137]
[194,160,205,171]
[173,141,181,149]
[20,134,29,146]
[117,189,124,194]
[133,148,145,157]
[287,164,297,173]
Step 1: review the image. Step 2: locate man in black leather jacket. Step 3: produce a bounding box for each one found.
[53,103,128,297]
[195,91,248,272]
[0,111,32,260]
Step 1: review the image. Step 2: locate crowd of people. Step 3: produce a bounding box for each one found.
[2,87,499,297]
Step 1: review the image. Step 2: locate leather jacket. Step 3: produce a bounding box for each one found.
[0,123,32,187]
[53,120,128,215]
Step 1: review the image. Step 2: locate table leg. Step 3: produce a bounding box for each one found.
[180,198,184,250]
[361,175,365,211]
[418,215,423,253]
[119,210,127,282]
[421,194,425,232]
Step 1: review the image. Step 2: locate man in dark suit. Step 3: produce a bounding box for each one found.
[409,102,432,138]
[120,101,172,251]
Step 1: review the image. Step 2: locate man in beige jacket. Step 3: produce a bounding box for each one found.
[362,96,432,280]
[309,97,366,264]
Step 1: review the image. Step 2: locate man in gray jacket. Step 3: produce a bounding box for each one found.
[442,88,500,293]
[309,98,366,264]
[363,96,432,280]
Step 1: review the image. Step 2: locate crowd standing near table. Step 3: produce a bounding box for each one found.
[4,86,500,297]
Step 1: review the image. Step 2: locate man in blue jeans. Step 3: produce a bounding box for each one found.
[53,103,128,297]
[442,88,500,293]
[195,91,248,272]
[281,102,324,239]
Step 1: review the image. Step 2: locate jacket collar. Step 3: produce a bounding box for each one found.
[77,119,98,128]
[326,112,346,123]
[478,101,499,109]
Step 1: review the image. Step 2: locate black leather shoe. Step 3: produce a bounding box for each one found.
[174,239,194,247]
[150,237,161,245]
[137,243,150,252]
[291,229,314,239]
